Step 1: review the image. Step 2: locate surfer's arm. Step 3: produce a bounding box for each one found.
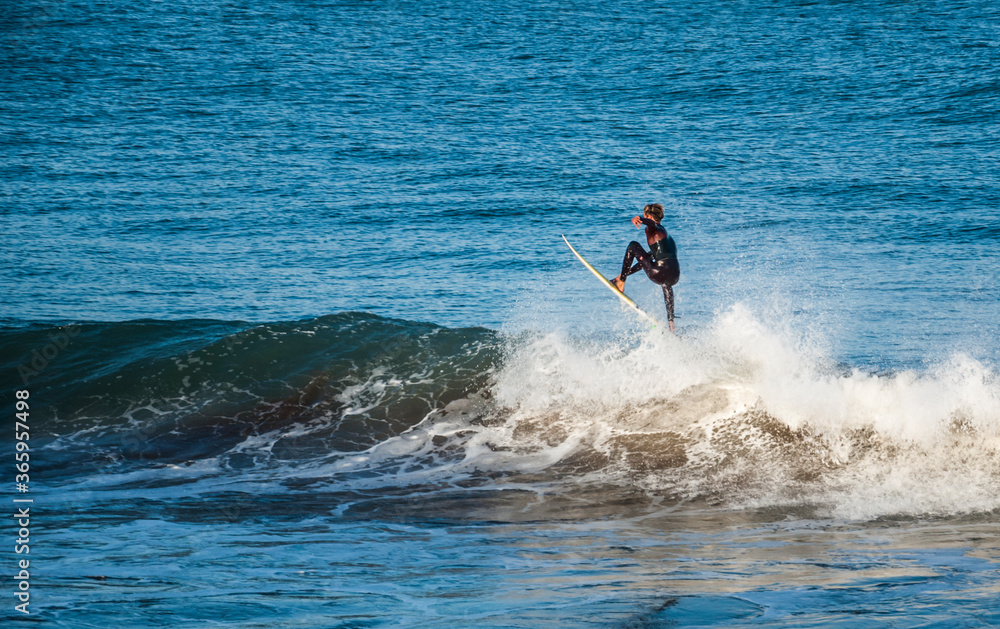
[632,216,661,229]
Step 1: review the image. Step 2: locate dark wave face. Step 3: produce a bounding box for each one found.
[4,310,998,522]
[0,313,497,477]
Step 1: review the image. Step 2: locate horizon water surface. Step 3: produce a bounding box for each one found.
[2,0,1000,627]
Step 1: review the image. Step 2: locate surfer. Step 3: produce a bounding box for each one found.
[610,203,680,332]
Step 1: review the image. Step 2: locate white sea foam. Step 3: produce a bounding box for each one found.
[476,302,1000,518]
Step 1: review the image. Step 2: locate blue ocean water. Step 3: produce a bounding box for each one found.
[2,1,999,626]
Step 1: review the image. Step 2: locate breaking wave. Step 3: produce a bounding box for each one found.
[3,308,998,520]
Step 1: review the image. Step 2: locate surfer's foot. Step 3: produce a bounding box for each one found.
[611,276,625,291]
[669,320,676,334]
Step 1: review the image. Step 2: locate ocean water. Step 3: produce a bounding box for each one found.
[2,0,999,626]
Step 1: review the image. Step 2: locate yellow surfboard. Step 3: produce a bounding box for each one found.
[562,235,659,328]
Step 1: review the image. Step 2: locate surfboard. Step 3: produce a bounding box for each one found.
[562,235,660,328]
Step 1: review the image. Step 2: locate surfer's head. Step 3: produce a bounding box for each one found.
[643,203,664,223]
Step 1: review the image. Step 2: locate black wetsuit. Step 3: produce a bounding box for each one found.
[620,220,680,322]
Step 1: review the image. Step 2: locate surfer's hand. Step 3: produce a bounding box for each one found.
[631,216,643,228]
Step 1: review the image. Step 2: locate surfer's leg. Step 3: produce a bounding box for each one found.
[660,264,680,332]
[662,283,674,322]
[622,242,650,277]
[614,241,649,289]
